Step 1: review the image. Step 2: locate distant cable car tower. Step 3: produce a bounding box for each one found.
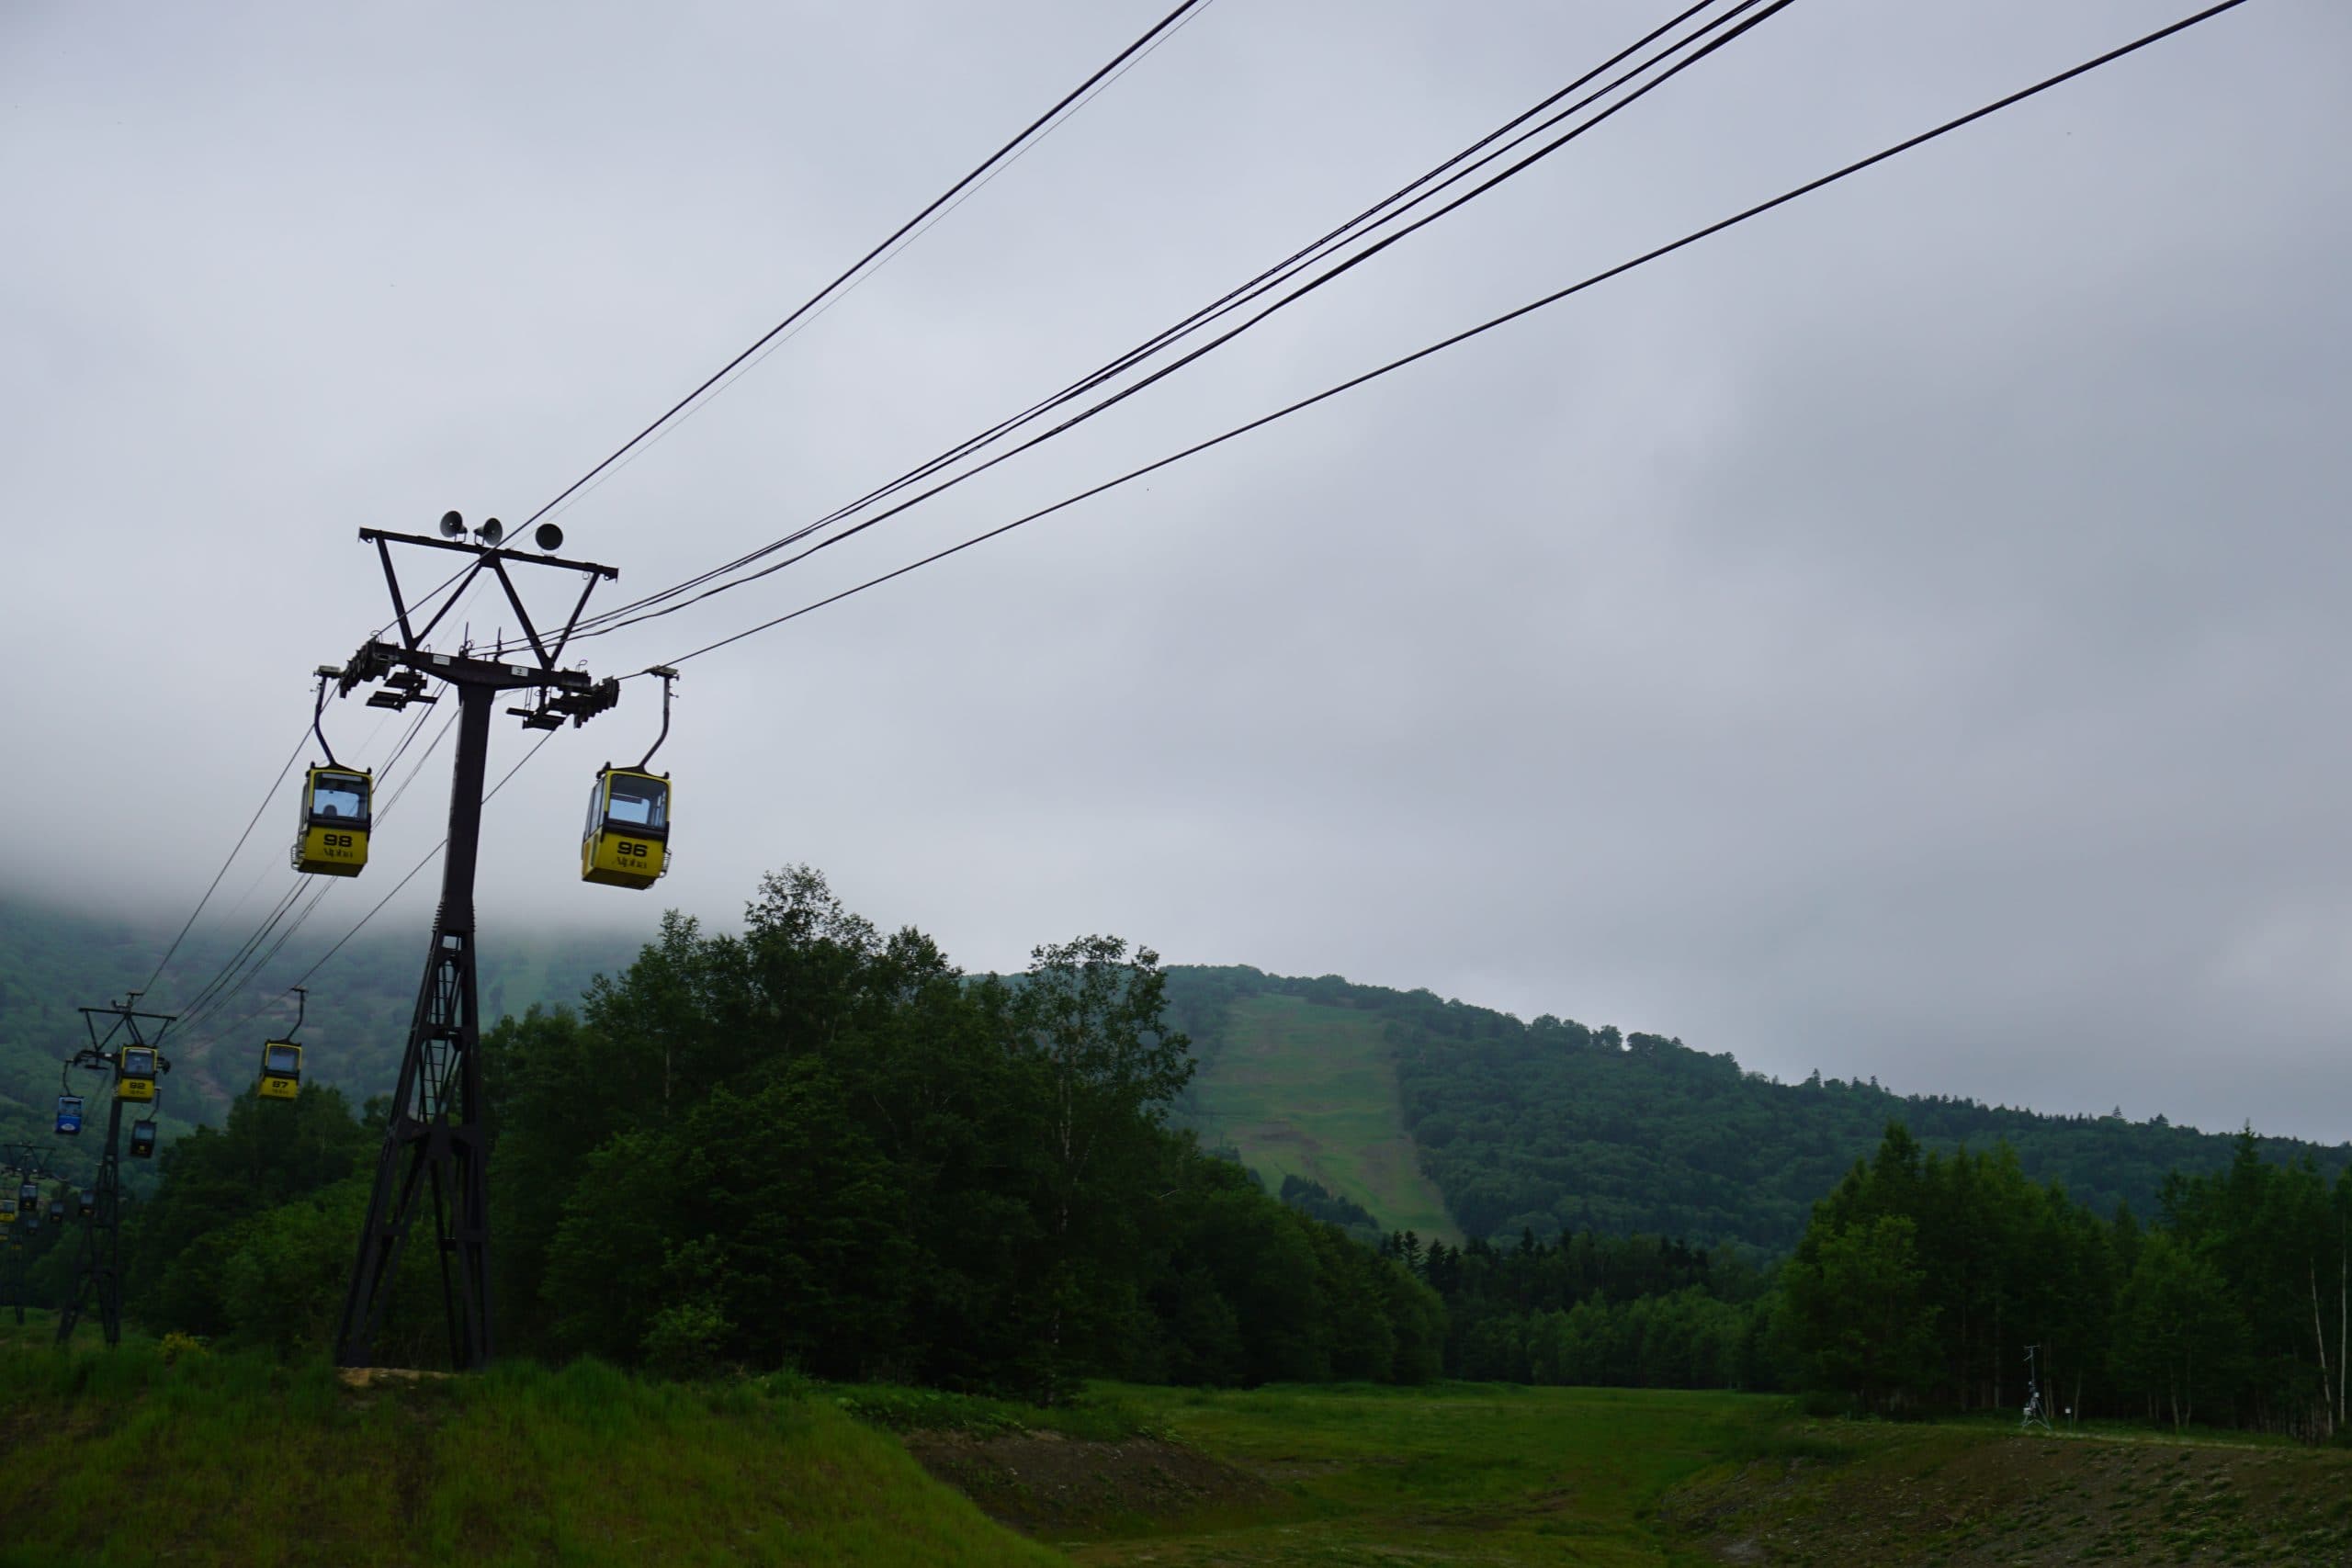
[56,997,175,1348]
[0,1142,52,1328]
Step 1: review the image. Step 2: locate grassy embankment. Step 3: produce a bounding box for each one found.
[0,1315,1053,1568]
[1188,992,1457,1242]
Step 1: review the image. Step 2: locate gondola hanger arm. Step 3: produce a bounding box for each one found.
[311,667,345,769]
[638,667,680,772]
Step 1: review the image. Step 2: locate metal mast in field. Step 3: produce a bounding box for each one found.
[331,514,619,1371]
[57,998,175,1347]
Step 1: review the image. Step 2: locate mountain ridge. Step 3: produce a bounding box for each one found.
[6,897,2340,1258]
[1163,964,2351,1254]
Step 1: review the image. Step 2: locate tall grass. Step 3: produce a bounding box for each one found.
[0,1331,1057,1567]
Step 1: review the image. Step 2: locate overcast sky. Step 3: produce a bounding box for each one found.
[6,0,2348,1142]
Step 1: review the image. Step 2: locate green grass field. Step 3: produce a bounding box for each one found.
[1189,994,1457,1242]
[0,1316,1054,1568]
[1063,1382,1789,1565]
[12,1311,2352,1566]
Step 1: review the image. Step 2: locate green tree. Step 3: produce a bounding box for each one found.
[2111,1232,2243,1429]
[1785,1214,1940,1410]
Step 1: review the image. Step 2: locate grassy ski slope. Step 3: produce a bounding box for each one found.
[1188,993,1457,1242]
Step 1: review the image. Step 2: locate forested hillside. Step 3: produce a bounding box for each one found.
[0,897,645,1146]
[13,869,1441,1392]
[10,897,2347,1272]
[1163,966,2351,1254]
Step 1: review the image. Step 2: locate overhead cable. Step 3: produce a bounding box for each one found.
[650,0,2253,671]
[515,0,1216,538]
[569,0,1782,643]
[140,725,310,997]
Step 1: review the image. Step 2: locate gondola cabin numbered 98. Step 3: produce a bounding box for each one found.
[116,1046,159,1102]
[582,768,671,890]
[292,766,372,876]
[259,1041,302,1100]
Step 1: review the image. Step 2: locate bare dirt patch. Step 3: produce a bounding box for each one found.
[905,1428,1286,1538]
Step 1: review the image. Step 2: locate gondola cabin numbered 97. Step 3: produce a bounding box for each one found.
[259,1041,302,1100]
[116,1046,159,1102]
[581,768,671,890]
[292,765,372,876]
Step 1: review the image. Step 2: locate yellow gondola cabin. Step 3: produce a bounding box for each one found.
[292,765,372,876]
[582,768,671,889]
[116,1045,159,1102]
[259,1041,302,1100]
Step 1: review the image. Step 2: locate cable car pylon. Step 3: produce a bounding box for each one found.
[329,513,622,1372]
[0,1142,61,1328]
[56,997,175,1348]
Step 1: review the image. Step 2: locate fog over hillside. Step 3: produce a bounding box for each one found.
[6,0,2348,1145]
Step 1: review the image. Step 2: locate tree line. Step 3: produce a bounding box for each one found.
[1368,1122,2352,1440]
[1382,1225,1778,1393]
[66,868,1441,1394]
[1784,1123,2352,1437]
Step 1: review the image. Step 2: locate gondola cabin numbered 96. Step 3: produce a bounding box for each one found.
[259,1041,302,1100]
[292,766,372,876]
[582,768,671,890]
